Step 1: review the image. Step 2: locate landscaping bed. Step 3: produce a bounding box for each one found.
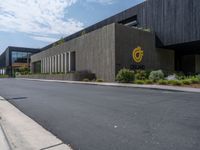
[16,71,96,81]
[0,75,9,78]
[183,84,200,88]
[115,69,200,88]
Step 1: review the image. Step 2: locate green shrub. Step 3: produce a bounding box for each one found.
[15,72,21,76]
[158,80,168,85]
[196,74,200,81]
[135,70,147,80]
[144,80,154,84]
[175,72,186,80]
[96,79,104,82]
[15,67,30,75]
[149,70,164,82]
[83,78,90,82]
[168,80,183,86]
[182,79,192,85]
[116,69,135,83]
[190,78,199,84]
[134,80,145,84]
[0,75,9,78]
[53,37,65,47]
[168,80,175,85]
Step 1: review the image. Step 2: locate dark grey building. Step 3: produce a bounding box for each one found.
[31,0,200,81]
[0,46,40,76]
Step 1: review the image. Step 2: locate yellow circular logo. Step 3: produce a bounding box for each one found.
[132,47,144,63]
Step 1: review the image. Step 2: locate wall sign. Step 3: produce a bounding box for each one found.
[132,46,144,63]
[130,46,145,70]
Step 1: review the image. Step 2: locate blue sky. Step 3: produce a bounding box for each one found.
[0,0,144,54]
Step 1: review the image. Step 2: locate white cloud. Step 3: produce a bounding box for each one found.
[31,36,58,43]
[86,0,116,5]
[0,0,84,42]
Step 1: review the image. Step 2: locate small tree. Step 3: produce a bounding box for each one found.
[53,37,65,47]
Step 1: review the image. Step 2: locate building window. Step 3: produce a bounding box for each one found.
[70,51,76,72]
[33,61,41,74]
[12,51,31,64]
[119,15,138,27]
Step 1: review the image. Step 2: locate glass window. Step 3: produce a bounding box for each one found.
[118,15,138,27]
[12,51,33,64]
[70,51,76,72]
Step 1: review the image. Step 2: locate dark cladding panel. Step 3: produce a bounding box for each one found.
[139,0,200,46]
[42,0,200,50]
[0,51,6,68]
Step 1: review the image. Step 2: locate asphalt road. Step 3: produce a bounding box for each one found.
[0,78,200,150]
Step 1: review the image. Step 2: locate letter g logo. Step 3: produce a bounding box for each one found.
[132,47,144,63]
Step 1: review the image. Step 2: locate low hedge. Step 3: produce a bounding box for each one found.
[134,80,145,84]
[190,78,199,84]
[96,79,104,82]
[0,75,9,78]
[144,80,154,84]
[158,80,168,85]
[182,79,192,85]
[17,71,96,81]
[168,80,183,86]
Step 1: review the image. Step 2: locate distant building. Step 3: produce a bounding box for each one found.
[0,47,40,76]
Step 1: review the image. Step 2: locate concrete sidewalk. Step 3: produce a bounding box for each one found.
[0,123,11,150]
[0,96,72,150]
[18,78,200,93]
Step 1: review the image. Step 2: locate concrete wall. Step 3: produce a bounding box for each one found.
[32,23,176,82]
[32,24,116,81]
[115,24,174,74]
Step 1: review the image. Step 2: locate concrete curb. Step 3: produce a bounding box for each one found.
[0,96,72,150]
[0,96,11,150]
[18,78,200,93]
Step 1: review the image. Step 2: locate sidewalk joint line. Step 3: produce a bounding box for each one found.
[0,123,13,150]
[40,142,63,150]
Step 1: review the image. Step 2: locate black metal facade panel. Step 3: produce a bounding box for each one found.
[138,0,200,46]
[8,46,41,53]
[0,51,6,68]
[42,0,200,50]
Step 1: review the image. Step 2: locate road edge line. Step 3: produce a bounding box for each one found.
[17,78,200,93]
